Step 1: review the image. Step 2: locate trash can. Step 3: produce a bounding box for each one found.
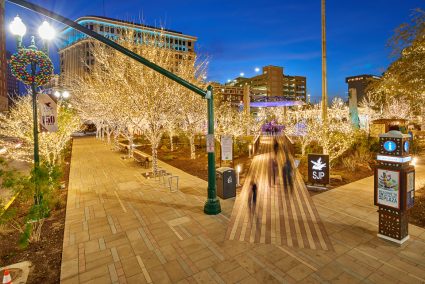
[216,167,236,199]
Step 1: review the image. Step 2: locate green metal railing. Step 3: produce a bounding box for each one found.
[6,0,221,215]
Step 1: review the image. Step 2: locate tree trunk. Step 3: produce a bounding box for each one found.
[169,134,174,152]
[152,146,158,175]
[128,134,134,158]
[106,125,111,144]
[422,105,425,130]
[189,134,196,159]
[113,130,120,150]
[96,123,101,139]
[301,143,306,156]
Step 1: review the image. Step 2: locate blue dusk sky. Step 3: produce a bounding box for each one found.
[4,0,424,102]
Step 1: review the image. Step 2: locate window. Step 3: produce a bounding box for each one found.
[100,25,104,32]
[188,41,192,47]
[89,25,93,30]
[105,26,109,32]
[111,27,115,33]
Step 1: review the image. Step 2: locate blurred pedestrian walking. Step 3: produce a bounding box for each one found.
[269,157,278,186]
[282,154,294,192]
[248,181,257,212]
[273,138,279,156]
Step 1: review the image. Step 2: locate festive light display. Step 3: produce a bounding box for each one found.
[0,94,80,165]
[10,49,53,86]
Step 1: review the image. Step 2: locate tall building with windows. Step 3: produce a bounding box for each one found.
[346,74,381,106]
[0,0,8,111]
[226,65,307,102]
[58,16,197,85]
[6,51,20,101]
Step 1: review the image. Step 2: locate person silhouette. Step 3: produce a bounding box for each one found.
[248,181,257,213]
[282,152,294,192]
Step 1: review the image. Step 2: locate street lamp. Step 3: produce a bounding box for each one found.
[236,164,242,186]
[254,67,260,73]
[9,15,26,48]
[9,15,55,205]
[54,90,70,99]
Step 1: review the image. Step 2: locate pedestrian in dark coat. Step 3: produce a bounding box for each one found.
[283,159,294,192]
[248,182,258,212]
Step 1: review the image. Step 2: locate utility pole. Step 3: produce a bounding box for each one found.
[321,0,328,125]
[321,0,329,154]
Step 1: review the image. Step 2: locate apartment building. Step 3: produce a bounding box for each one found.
[227,65,307,101]
[58,16,197,85]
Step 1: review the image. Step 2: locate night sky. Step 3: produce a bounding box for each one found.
[4,0,424,101]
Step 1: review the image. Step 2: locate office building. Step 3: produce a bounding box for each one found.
[214,65,307,111]
[6,51,20,101]
[0,0,8,111]
[227,66,307,101]
[59,16,197,86]
[346,74,381,106]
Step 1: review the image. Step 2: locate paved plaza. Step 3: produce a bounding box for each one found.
[61,137,425,283]
[226,136,332,250]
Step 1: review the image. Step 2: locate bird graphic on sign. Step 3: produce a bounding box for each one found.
[311,158,326,170]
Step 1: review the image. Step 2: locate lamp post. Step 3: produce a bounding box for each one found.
[236,164,241,186]
[54,90,70,100]
[9,15,55,204]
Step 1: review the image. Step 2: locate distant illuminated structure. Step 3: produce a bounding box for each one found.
[59,16,197,85]
[213,65,306,112]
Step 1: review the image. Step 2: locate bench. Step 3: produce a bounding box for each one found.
[133,150,153,168]
[118,142,130,153]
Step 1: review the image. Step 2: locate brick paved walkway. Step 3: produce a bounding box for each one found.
[226,136,332,250]
[61,137,425,283]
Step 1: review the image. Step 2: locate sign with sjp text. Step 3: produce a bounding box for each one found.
[308,154,329,185]
[221,135,233,161]
[38,93,58,132]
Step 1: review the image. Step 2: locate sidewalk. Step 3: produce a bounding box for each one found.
[61,137,425,283]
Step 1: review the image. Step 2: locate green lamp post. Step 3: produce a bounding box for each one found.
[9,15,55,204]
[7,0,221,214]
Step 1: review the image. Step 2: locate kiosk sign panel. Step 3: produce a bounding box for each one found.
[406,171,415,209]
[308,154,329,185]
[376,169,400,209]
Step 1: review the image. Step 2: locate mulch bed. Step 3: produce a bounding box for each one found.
[0,198,66,283]
[0,143,72,283]
[137,145,252,185]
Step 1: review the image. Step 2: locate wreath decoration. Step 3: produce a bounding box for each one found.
[10,49,53,86]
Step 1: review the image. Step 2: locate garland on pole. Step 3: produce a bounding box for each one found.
[10,49,53,87]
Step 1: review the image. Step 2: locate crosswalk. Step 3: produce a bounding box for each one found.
[225,136,333,250]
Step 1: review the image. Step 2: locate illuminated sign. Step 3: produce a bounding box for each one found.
[404,141,409,152]
[308,154,329,184]
[383,141,396,152]
[377,155,411,163]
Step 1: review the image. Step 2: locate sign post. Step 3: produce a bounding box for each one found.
[374,130,415,244]
[308,154,329,185]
